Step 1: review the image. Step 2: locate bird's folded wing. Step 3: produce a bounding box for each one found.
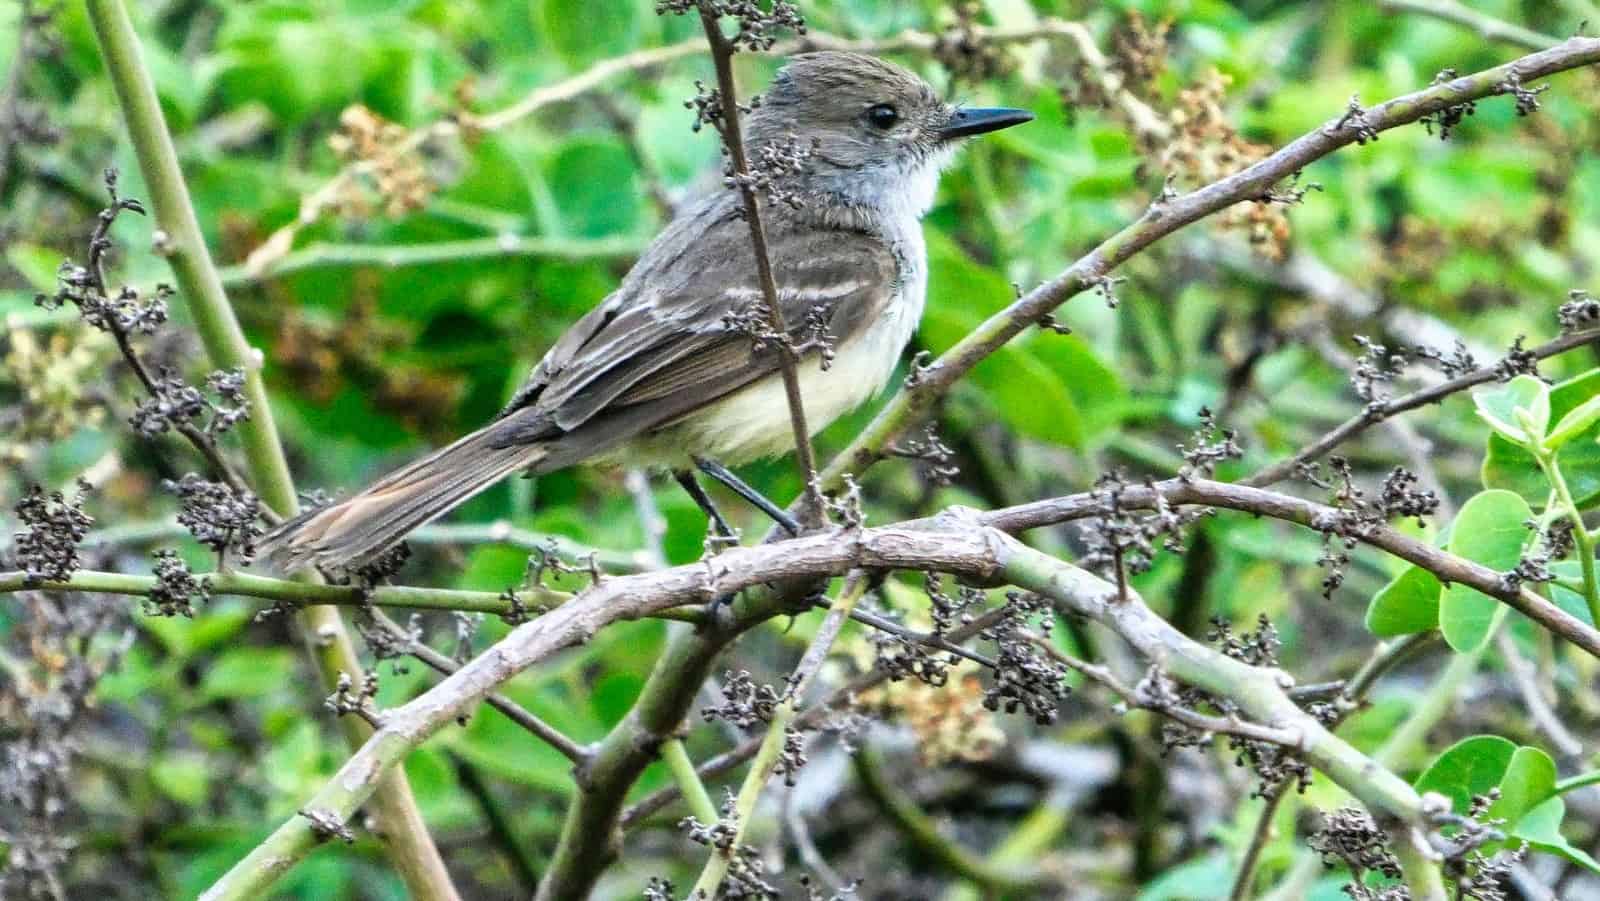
[497,205,899,441]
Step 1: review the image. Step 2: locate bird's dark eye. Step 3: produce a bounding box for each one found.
[866,103,899,130]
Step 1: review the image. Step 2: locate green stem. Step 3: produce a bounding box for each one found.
[1555,770,1600,795]
[688,575,870,899]
[1537,451,1600,627]
[217,234,645,286]
[662,738,719,825]
[84,3,456,896]
[0,568,707,622]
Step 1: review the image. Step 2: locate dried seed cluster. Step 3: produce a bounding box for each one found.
[163,473,262,564]
[10,481,93,584]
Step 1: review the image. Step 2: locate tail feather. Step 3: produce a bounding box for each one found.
[259,424,547,573]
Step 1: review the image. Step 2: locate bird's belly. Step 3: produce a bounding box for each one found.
[607,304,914,467]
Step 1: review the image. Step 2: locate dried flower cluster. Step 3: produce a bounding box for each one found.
[1177,406,1243,480]
[1309,806,1405,897]
[145,549,209,618]
[703,669,783,728]
[10,481,93,583]
[977,590,1069,725]
[1156,69,1292,259]
[164,473,262,565]
[328,105,434,219]
[1557,290,1600,332]
[657,0,806,52]
[1078,471,1203,590]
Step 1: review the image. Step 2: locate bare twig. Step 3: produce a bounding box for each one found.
[1246,325,1600,488]
[694,2,824,525]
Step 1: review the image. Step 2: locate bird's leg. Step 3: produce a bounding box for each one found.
[674,469,738,544]
[693,456,802,537]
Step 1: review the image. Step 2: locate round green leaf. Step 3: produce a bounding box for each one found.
[1484,369,1600,510]
[1413,734,1516,812]
[1439,490,1533,653]
[1364,564,1442,636]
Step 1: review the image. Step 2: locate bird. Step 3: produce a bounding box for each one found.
[258,50,1032,573]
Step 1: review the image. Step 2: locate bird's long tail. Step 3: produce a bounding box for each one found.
[258,423,547,573]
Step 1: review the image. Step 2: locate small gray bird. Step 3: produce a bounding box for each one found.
[260,51,1031,571]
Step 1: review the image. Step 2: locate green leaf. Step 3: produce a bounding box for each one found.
[1484,369,1600,510]
[151,753,212,806]
[1489,746,1557,826]
[1473,374,1548,447]
[1545,394,1600,450]
[1439,490,1533,652]
[534,0,642,66]
[1511,797,1600,874]
[200,648,298,701]
[1413,735,1516,811]
[1364,564,1442,636]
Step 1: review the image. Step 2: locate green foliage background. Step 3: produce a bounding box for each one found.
[2,0,1599,898]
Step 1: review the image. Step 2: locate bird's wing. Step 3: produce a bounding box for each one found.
[497,195,900,441]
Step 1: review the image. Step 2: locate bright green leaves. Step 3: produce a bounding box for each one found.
[1473,375,1548,448]
[1545,394,1600,451]
[1362,490,1531,651]
[1483,369,1600,509]
[1439,490,1531,652]
[1365,565,1442,637]
[1414,736,1600,874]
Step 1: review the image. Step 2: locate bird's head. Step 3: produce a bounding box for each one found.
[745,51,1032,217]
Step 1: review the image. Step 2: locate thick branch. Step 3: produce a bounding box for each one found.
[202,514,1445,898]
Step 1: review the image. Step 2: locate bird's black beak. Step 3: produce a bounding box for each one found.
[939,107,1034,140]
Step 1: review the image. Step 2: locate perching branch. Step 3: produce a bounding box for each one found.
[201,512,1452,899]
[82,3,458,897]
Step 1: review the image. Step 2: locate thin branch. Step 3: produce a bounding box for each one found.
[408,521,658,574]
[1381,0,1561,51]
[695,2,823,525]
[812,36,1600,498]
[82,3,458,897]
[218,234,645,286]
[1246,325,1600,488]
[0,568,567,615]
[370,611,592,765]
[688,573,870,898]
